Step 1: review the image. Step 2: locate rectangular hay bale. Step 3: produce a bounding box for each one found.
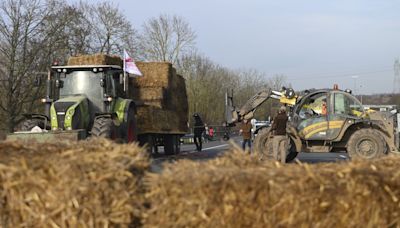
[68,54,122,66]
[0,140,149,227]
[130,62,174,88]
[136,106,188,134]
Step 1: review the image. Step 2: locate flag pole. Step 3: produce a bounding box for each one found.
[123,49,127,92]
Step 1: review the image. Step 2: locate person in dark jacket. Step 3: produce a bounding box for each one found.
[193,113,205,151]
[271,106,289,163]
[240,119,252,152]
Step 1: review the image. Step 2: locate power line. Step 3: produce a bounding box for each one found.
[287,68,392,81]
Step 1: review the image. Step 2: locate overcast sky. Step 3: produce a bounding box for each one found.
[90,0,400,94]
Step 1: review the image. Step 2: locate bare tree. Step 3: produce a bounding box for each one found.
[140,14,196,65]
[0,0,77,131]
[86,1,140,56]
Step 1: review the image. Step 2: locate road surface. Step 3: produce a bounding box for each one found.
[150,136,349,172]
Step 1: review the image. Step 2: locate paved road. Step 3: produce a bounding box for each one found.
[150,136,349,172]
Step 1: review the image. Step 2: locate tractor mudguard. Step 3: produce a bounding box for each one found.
[23,113,49,121]
[113,98,135,123]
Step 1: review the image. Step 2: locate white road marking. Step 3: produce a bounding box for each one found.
[201,144,229,151]
[186,144,230,154]
[152,144,230,160]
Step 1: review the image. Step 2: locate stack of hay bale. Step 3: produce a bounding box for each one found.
[0,139,149,227]
[67,54,188,135]
[129,62,188,134]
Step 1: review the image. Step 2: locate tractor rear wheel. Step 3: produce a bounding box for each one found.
[347,128,385,159]
[91,118,117,140]
[19,119,45,131]
[125,107,137,143]
[253,128,273,160]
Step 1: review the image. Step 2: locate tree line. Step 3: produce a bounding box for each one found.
[0,0,287,132]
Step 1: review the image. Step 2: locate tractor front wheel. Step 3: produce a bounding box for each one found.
[347,128,385,160]
[91,118,117,140]
[19,119,45,131]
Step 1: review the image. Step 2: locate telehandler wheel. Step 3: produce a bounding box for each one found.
[91,117,117,140]
[286,139,298,163]
[347,128,385,160]
[19,119,45,131]
[253,128,273,160]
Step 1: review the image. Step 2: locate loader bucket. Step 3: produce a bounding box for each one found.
[6,130,87,142]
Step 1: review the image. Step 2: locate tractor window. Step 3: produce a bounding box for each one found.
[298,93,328,119]
[105,74,116,97]
[113,73,125,97]
[334,93,364,117]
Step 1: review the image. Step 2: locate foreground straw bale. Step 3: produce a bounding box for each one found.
[0,139,149,227]
[144,148,400,227]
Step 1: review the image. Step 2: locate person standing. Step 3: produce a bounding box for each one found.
[240,119,252,152]
[204,123,209,142]
[209,127,214,140]
[271,106,289,163]
[193,113,205,151]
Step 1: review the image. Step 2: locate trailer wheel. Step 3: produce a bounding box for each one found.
[164,135,175,155]
[91,118,117,140]
[174,135,181,154]
[253,128,273,160]
[19,119,45,131]
[347,128,385,160]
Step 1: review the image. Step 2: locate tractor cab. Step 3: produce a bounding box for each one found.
[291,89,364,141]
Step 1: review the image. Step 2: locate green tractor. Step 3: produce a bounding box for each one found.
[11,64,137,142]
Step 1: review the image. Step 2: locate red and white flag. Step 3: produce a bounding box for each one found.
[123,50,142,76]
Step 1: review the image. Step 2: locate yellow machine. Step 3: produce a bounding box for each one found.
[226,87,399,161]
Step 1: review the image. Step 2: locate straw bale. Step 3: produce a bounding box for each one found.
[166,74,188,112]
[144,147,400,228]
[0,139,149,227]
[131,88,166,101]
[136,106,188,134]
[130,62,174,88]
[68,54,122,66]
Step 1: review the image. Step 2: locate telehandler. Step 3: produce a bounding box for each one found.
[226,86,399,161]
